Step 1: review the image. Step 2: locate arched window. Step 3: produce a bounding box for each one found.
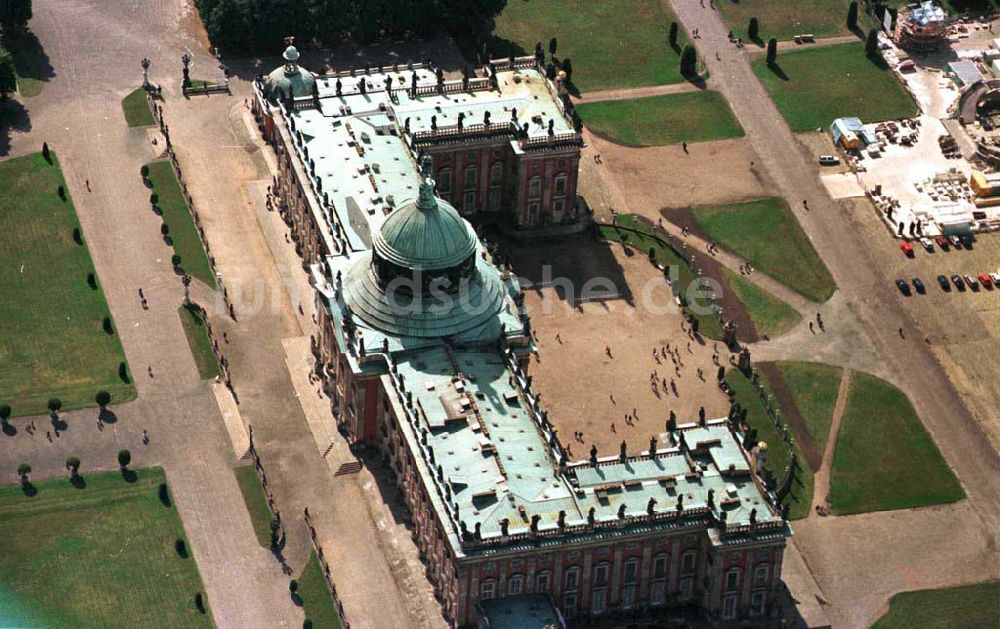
[554,172,568,197]
[564,566,581,591]
[593,561,610,587]
[436,168,452,197]
[681,550,697,575]
[753,563,771,588]
[528,175,542,199]
[623,558,639,584]
[535,570,552,593]
[725,567,742,592]
[652,553,669,579]
[464,165,478,190]
[490,162,504,185]
[508,573,524,596]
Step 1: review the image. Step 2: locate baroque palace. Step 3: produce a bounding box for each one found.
[252,44,790,627]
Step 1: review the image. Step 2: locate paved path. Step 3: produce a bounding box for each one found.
[810,368,852,512]
[573,81,701,104]
[0,1,300,626]
[664,0,1000,626]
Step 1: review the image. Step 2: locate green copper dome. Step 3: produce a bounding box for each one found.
[372,190,478,272]
[264,46,316,102]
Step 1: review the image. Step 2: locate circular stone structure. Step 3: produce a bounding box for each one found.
[342,162,510,339]
[264,45,316,102]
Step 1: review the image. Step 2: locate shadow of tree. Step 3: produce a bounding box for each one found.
[2,422,16,437]
[767,62,789,81]
[7,30,55,87]
[0,98,31,157]
[71,475,86,489]
[122,468,138,483]
[21,482,37,497]
[99,407,118,424]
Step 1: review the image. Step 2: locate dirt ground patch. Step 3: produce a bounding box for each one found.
[503,235,732,458]
[591,134,775,218]
[758,362,823,471]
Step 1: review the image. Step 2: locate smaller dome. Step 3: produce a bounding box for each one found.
[264,54,315,102]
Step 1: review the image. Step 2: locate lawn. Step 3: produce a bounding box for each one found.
[873,581,1000,629]
[829,372,964,515]
[598,215,725,341]
[753,42,918,132]
[577,91,744,147]
[0,153,135,417]
[692,197,836,303]
[718,0,857,43]
[298,551,343,629]
[774,361,842,452]
[723,270,801,338]
[144,160,215,287]
[233,465,272,548]
[490,0,690,93]
[726,368,813,520]
[178,305,220,380]
[122,87,155,127]
[0,468,211,627]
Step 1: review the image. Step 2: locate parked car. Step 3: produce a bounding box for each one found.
[818,155,840,166]
[990,272,1000,288]
[912,277,926,294]
[965,274,979,290]
[900,241,914,257]
[949,235,963,249]
[960,235,974,248]
[935,235,950,250]
[937,274,951,291]
[952,274,965,291]
[896,278,911,296]
[919,238,934,252]
[978,273,993,289]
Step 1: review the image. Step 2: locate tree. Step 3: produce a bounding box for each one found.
[171,254,182,269]
[548,37,557,56]
[0,48,16,100]
[766,37,778,66]
[17,462,31,483]
[102,316,114,334]
[748,17,759,41]
[679,44,697,77]
[161,223,170,237]
[95,390,111,407]
[140,164,149,178]
[865,27,879,57]
[668,21,679,48]
[561,58,573,82]
[0,404,10,423]
[0,0,32,35]
[66,456,81,480]
[847,1,858,29]
[47,398,62,414]
[150,192,159,206]
[117,448,131,470]
[41,141,50,163]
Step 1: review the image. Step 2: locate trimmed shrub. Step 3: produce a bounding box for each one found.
[117,449,131,468]
[95,390,111,407]
[103,316,114,334]
[140,164,150,178]
[47,398,62,413]
[0,404,10,421]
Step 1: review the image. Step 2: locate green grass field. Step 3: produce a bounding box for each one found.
[178,305,220,380]
[599,215,725,341]
[726,369,813,520]
[298,551,343,629]
[873,581,1000,629]
[0,153,135,417]
[693,197,835,303]
[491,0,690,93]
[829,372,964,515]
[144,161,215,287]
[753,42,918,133]
[774,362,842,452]
[122,88,155,127]
[577,91,744,147]
[718,0,857,43]
[0,468,211,627]
[724,270,801,338]
[233,465,272,548]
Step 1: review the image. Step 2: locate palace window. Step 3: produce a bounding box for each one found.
[464,165,478,190]
[463,190,477,213]
[552,199,565,217]
[751,591,767,615]
[653,554,668,579]
[679,577,693,601]
[722,594,738,619]
[681,551,697,575]
[535,571,552,593]
[623,559,639,584]
[593,562,609,587]
[725,568,741,592]
[480,579,497,601]
[563,593,578,617]
[564,566,580,591]
[554,173,567,197]
[508,574,524,596]
[591,588,607,614]
[527,201,540,225]
[651,579,667,605]
[528,175,542,199]
[754,564,770,588]
[437,168,452,198]
[622,585,636,610]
